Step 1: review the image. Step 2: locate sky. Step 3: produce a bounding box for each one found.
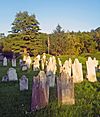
[0,0,100,35]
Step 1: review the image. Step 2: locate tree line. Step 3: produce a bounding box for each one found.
[0,11,100,56]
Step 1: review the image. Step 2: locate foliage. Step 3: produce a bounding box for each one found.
[11,11,40,34]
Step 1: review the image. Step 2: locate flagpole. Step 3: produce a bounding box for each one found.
[48,36,50,54]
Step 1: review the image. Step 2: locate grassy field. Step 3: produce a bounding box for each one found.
[0,53,100,117]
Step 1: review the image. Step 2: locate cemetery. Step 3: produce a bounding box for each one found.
[0,52,100,117]
[0,1,100,116]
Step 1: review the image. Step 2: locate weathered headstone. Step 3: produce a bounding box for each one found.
[7,68,18,81]
[86,57,97,82]
[26,55,32,68]
[46,56,57,87]
[3,57,7,66]
[57,71,75,105]
[72,58,83,83]
[58,58,63,73]
[41,53,46,70]
[33,55,40,71]
[12,58,16,67]
[46,71,55,87]
[62,58,72,77]
[19,75,28,91]
[31,71,49,111]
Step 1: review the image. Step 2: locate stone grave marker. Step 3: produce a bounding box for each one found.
[7,68,18,81]
[31,71,49,111]
[3,57,7,66]
[86,57,97,82]
[72,58,83,83]
[19,75,28,91]
[57,71,75,105]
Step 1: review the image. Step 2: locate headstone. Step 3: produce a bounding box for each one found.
[86,57,97,82]
[3,57,7,66]
[19,75,28,91]
[58,58,63,73]
[26,55,32,68]
[12,58,16,67]
[72,58,83,83]
[46,56,57,87]
[31,71,49,111]
[41,53,46,70]
[57,71,75,105]
[62,58,72,77]
[33,55,40,71]
[46,71,55,87]
[19,59,23,67]
[7,68,18,81]
[22,64,28,71]
[2,75,9,82]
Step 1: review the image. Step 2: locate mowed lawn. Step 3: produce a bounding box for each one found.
[0,53,100,117]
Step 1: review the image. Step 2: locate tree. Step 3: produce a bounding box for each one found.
[50,25,66,55]
[53,24,64,34]
[0,33,5,38]
[11,11,40,34]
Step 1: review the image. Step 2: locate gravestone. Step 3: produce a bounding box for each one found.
[7,68,18,81]
[2,75,9,82]
[72,58,83,83]
[86,57,97,82]
[41,53,46,70]
[19,59,23,67]
[58,58,63,73]
[3,57,7,66]
[46,71,55,87]
[46,56,57,87]
[31,71,49,111]
[33,55,40,71]
[19,75,28,91]
[12,58,16,67]
[22,64,28,71]
[26,55,32,68]
[57,71,75,105]
[62,58,72,77]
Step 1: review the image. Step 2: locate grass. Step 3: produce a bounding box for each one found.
[0,53,100,117]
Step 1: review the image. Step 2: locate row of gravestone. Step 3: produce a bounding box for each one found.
[1,68,75,111]
[2,54,99,83]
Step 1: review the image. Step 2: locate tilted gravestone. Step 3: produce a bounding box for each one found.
[57,71,75,105]
[31,71,49,111]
